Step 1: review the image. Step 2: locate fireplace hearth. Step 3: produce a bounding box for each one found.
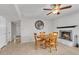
[59,30,72,41]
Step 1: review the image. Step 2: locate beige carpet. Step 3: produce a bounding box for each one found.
[0,42,79,55]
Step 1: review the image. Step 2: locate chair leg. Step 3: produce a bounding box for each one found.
[55,44,57,51]
[50,48,51,53]
[45,41,47,49]
[55,47,57,51]
[35,41,38,49]
[49,46,52,53]
[35,41,41,49]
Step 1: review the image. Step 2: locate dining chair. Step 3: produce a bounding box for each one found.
[34,32,46,49]
[39,32,46,48]
[34,33,38,49]
[39,32,46,41]
[46,32,58,53]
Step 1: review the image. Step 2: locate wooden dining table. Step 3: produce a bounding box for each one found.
[34,32,58,52]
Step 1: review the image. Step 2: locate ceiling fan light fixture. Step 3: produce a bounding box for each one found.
[43,4,72,15]
[53,9,60,14]
[52,4,60,14]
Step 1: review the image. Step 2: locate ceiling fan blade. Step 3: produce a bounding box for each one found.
[60,5,72,10]
[43,8,52,10]
[46,12,52,15]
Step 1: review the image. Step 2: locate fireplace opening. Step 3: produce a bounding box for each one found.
[59,30,72,41]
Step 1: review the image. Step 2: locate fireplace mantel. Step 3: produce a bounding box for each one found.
[57,25,78,29]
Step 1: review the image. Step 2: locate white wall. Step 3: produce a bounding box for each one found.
[20,10,79,46]
[6,20,12,42]
[0,16,7,48]
[50,12,79,46]
[21,18,53,43]
[15,20,21,36]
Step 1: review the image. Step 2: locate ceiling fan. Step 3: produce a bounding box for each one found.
[43,4,72,15]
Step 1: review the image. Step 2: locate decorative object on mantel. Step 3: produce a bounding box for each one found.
[57,25,78,29]
[35,20,44,30]
[43,4,72,15]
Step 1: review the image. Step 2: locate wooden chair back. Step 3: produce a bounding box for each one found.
[49,32,58,52]
[39,32,46,40]
[34,32,46,49]
[34,33,37,41]
[49,32,58,43]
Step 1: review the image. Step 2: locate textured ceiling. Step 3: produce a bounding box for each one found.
[0,4,79,21]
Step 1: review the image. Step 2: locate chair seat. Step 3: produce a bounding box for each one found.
[50,43,55,45]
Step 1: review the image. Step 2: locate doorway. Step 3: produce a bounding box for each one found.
[11,20,21,43]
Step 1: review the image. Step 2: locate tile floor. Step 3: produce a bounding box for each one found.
[0,42,79,55]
